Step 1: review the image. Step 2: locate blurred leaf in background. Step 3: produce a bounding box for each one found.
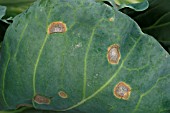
[0,0,35,49]
[0,5,6,19]
[114,0,149,11]
[96,0,149,11]
[0,0,35,62]
[121,0,170,53]
[0,5,7,51]
[0,0,35,18]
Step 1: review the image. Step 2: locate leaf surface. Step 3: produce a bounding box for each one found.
[0,0,170,113]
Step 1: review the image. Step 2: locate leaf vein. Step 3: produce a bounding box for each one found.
[82,27,96,99]
[32,8,52,96]
[82,8,108,99]
[2,56,10,107]
[14,23,28,58]
[58,35,142,111]
[133,74,170,113]
[1,22,29,107]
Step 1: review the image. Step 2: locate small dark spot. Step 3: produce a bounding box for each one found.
[107,44,121,64]
[113,82,131,100]
[33,94,50,104]
[48,21,67,34]
[58,91,68,99]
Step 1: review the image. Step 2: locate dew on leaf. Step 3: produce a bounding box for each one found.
[33,94,50,104]
[113,81,131,100]
[58,91,68,99]
[48,21,67,34]
[107,44,121,64]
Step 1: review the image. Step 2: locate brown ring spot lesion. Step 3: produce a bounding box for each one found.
[58,91,68,99]
[33,94,50,104]
[48,21,67,34]
[113,81,131,100]
[107,44,121,64]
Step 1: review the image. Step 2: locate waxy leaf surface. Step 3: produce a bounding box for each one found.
[0,0,170,113]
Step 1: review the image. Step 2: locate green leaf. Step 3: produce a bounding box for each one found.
[0,0,170,113]
[0,5,6,19]
[115,0,149,11]
[96,0,149,11]
[121,0,170,53]
[0,0,35,18]
[0,107,32,113]
[115,0,145,4]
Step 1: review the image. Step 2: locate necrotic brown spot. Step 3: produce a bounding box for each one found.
[107,44,121,64]
[58,91,68,99]
[33,95,50,104]
[48,21,67,34]
[113,82,131,100]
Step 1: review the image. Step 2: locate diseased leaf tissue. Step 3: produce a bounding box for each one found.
[0,0,169,113]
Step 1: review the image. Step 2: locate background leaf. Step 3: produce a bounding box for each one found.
[96,0,149,11]
[0,5,7,51]
[115,0,149,11]
[121,0,170,53]
[0,0,35,50]
[0,5,6,19]
[0,0,35,18]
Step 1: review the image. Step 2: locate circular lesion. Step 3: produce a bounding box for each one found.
[58,91,68,99]
[48,21,67,34]
[33,94,51,104]
[113,81,131,100]
[107,44,121,64]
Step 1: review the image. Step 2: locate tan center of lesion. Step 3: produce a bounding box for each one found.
[48,21,67,34]
[107,44,121,64]
[113,82,131,100]
[58,91,68,99]
[33,94,51,104]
